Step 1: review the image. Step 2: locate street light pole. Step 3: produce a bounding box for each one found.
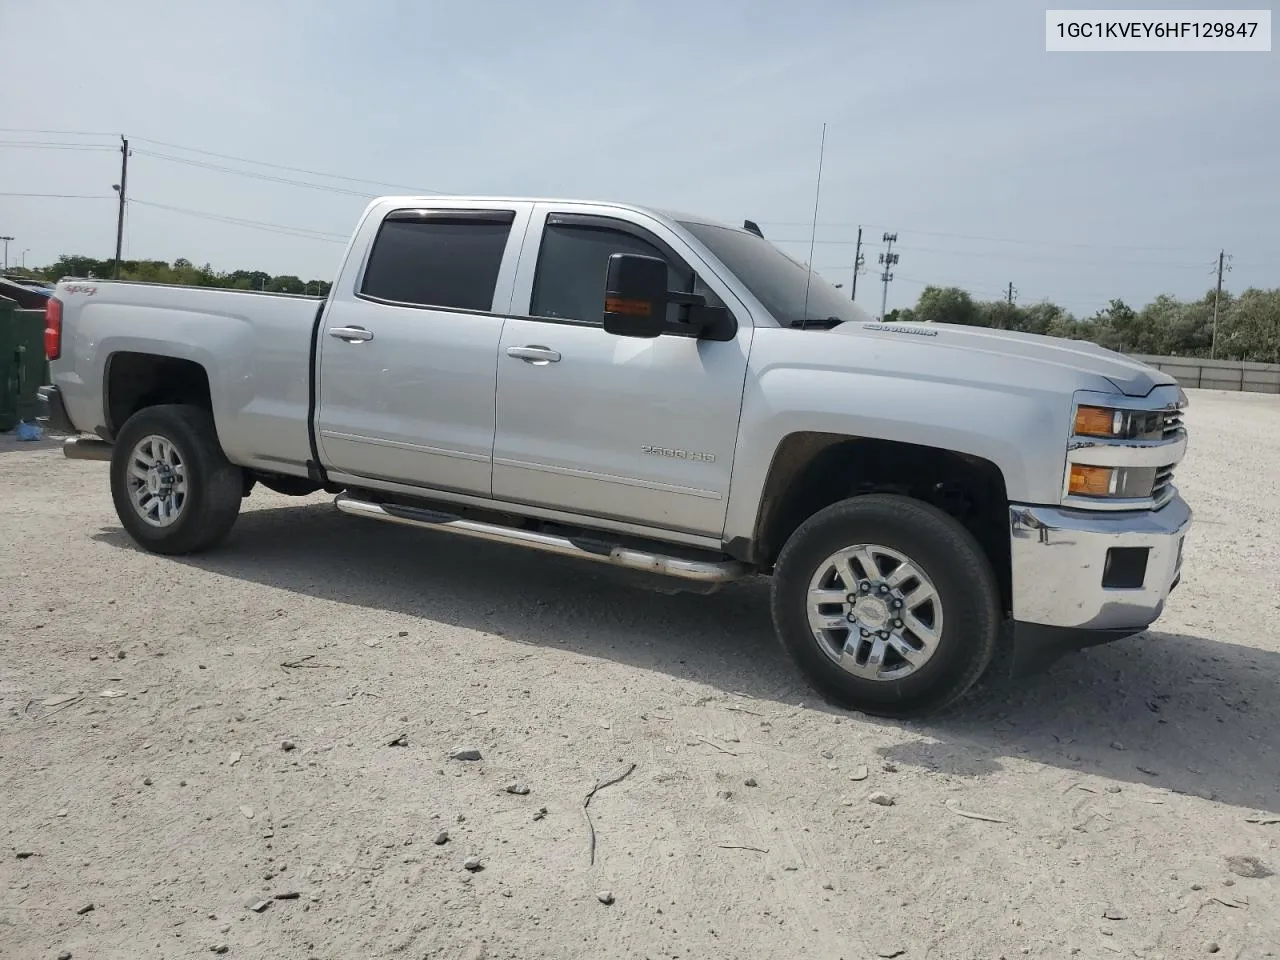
[0,236,12,271]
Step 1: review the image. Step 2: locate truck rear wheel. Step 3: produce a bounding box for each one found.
[771,494,999,717]
[110,404,244,555]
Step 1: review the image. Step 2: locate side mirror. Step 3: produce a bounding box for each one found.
[602,253,669,339]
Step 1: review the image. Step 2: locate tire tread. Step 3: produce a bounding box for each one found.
[770,493,1000,717]
[110,404,243,555]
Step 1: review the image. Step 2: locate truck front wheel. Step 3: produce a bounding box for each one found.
[110,404,244,555]
[771,494,999,717]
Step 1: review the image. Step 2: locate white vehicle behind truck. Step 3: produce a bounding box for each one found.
[39,196,1191,716]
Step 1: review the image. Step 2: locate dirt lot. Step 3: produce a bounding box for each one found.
[2,389,1277,960]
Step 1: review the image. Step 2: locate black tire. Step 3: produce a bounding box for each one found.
[770,493,999,718]
[110,404,244,555]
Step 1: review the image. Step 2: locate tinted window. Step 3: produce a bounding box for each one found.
[531,223,696,325]
[361,214,512,311]
[679,220,875,328]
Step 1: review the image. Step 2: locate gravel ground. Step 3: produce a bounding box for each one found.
[1,389,1277,960]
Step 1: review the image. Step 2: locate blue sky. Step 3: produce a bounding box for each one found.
[1,0,1275,314]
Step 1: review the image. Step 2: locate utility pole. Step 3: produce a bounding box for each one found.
[0,235,12,271]
[1006,281,1017,305]
[112,137,129,279]
[850,226,864,301]
[878,232,899,320]
[1210,249,1232,360]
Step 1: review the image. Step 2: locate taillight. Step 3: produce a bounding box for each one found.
[45,297,63,361]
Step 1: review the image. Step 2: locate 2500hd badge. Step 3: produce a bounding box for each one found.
[641,445,716,463]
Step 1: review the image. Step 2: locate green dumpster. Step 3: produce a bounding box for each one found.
[0,296,48,432]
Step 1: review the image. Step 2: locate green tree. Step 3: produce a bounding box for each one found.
[1220,288,1280,363]
[974,300,1022,330]
[914,286,980,326]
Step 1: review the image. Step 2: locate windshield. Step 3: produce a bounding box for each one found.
[678,220,875,328]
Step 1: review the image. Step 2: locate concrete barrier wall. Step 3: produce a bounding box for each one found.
[1130,354,1280,394]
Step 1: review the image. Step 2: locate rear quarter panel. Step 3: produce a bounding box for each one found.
[51,282,320,473]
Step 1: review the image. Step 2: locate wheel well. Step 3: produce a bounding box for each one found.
[105,352,212,438]
[753,433,1012,614]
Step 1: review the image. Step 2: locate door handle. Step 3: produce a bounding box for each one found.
[506,345,561,364]
[329,325,374,343]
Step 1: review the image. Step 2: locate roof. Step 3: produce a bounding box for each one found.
[367,195,743,234]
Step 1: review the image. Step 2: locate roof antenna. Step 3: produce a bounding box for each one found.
[801,122,827,325]
[743,219,764,238]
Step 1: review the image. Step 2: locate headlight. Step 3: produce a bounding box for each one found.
[1065,388,1187,509]
[1074,405,1126,438]
[1073,404,1170,440]
[1068,464,1160,499]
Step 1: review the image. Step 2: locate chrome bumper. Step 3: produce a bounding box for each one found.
[1009,494,1191,631]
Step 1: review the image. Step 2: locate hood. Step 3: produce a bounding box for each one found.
[834,322,1175,397]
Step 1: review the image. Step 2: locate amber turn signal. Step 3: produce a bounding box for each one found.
[1068,464,1116,497]
[604,296,652,317]
[1074,405,1124,438]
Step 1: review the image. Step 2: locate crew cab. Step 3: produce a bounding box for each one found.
[38,195,1192,716]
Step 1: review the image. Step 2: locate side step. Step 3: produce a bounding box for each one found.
[334,493,750,584]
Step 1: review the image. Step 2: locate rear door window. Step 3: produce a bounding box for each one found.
[361,210,515,312]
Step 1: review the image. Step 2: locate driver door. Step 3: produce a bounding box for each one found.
[491,206,753,538]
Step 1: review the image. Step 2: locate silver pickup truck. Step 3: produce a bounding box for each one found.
[38,195,1191,716]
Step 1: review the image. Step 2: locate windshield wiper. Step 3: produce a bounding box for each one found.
[789,316,843,330]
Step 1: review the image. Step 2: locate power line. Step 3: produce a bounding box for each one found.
[129,198,348,243]
[773,236,1203,268]
[759,220,1207,253]
[132,149,386,199]
[130,198,348,240]
[0,127,118,136]
[0,192,114,199]
[0,140,117,152]
[4,128,445,194]
[6,130,445,194]
[866,224,1209,254]
[896,243,1204,268]
[131,136,443,194]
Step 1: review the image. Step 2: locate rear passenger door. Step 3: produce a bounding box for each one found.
[315,203,532,496]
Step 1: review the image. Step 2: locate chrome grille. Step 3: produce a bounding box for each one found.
[1152,463,1177,505]
[1128,409,1183,441]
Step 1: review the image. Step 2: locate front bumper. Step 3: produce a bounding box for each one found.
[1005,494,1191,672]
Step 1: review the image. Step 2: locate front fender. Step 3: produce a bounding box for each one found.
[724,364,1071,544]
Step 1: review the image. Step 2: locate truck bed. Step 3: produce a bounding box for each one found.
[51,280,323,476]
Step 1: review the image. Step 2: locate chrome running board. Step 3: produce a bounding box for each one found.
[334,493,749,583]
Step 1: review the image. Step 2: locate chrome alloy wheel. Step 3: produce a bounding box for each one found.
[126,434,188,528]
[806,543,944,681]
